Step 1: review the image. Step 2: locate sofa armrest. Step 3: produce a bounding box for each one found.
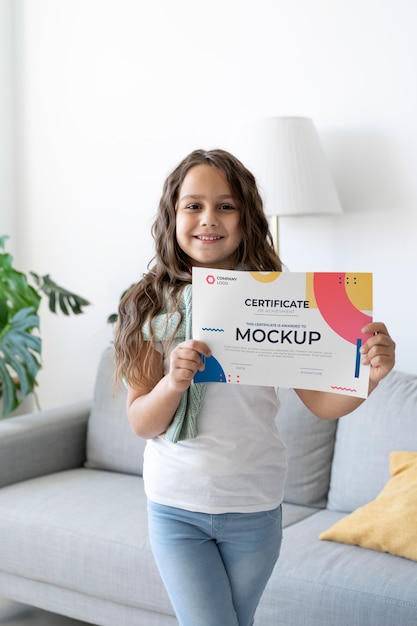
[0,401,91,488]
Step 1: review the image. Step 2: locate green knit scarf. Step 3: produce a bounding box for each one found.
[141,284,206,443]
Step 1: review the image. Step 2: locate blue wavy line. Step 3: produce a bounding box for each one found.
[201,328,225,332]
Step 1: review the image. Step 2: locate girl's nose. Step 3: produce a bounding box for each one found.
[200,208,218,226]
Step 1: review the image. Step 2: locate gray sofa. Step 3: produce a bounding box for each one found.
[0,347,416,626]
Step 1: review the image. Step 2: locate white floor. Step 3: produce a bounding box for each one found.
[0,598,93,625]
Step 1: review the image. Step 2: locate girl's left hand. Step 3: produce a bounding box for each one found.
[360,322,396,386]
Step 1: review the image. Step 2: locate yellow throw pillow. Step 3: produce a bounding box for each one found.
[320,451,417,561]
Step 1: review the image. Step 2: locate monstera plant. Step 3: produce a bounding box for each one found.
[0,235,90,418]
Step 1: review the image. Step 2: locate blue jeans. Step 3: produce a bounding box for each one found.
[147,500,283,626]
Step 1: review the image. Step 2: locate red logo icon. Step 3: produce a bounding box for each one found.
[206,275,216,285]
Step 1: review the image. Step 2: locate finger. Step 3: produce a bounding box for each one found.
[181,339,212,358]
[171,346,207,375]
[171,351,200,372]
[361,322,390,336]
[169,358,201,384]
[361,332,395,356]
[361,344,391,365]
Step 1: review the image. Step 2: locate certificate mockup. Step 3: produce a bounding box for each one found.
[192,268,373,398]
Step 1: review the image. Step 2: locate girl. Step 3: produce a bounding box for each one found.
[114,149,395,626]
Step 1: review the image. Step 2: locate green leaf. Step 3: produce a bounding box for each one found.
[0,252,41,316]
[0,299,8,330]
[0,235,9,251]
[0,307,41,417]
[0,361,18,416]
[0,237,91,417]
[30,273,90,316]
[107,313,118,324]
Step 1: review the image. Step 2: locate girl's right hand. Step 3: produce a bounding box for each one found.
[168,340,211,392]
[127,340,211,439]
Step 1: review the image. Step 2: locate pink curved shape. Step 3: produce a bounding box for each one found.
[313,273,372,345]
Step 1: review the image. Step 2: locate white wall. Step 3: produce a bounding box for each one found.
[6,0,417,410]
[0,0,16,250]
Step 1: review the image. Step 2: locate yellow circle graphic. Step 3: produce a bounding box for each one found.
[249,272,281,283]
[345,273,373,311]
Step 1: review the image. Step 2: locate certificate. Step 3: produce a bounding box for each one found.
[192,268,373,398]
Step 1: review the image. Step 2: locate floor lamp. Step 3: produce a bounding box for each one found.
[231,117,343,255]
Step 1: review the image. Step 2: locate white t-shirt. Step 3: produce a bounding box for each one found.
[143,379,288,514]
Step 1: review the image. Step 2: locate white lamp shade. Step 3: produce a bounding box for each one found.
[231,116,343,217]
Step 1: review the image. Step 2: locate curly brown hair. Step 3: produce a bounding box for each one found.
[113,148,282,388]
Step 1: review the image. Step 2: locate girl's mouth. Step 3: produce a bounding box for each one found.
[195,235,223,241]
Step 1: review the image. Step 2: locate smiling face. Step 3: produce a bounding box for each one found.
[175,164,242,270]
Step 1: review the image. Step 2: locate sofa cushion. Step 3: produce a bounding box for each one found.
[282,502,320,527]
[0,468,173,617]
[327,370,417,513]
[85,347,146,476]
[320,451,417,561]
[256,509,417,626]
[277,388,337,508]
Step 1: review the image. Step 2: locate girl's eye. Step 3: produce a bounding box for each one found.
[186,204,201,211]
[219,204,236,211]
